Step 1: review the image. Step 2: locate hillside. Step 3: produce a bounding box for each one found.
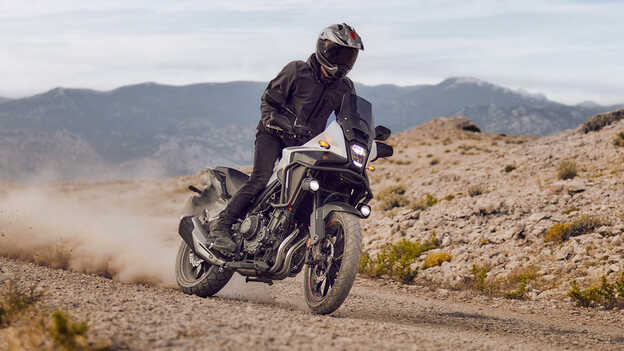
[0,78,620,181]
[362,109,624,299]
[1,111,624,349]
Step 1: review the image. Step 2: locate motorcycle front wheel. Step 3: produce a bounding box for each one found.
[303,211,362,314]
[175,240,233,297]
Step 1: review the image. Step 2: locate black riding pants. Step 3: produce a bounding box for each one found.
[221,131,286,220]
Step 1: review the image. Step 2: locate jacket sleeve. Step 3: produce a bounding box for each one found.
[334,78,356,117]
[260,61,299,127]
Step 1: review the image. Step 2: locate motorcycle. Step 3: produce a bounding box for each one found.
[175,93,393,314]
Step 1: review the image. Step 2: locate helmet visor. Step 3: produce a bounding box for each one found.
[324,41,358,68]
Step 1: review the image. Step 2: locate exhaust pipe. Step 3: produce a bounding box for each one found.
[269,228,300,273]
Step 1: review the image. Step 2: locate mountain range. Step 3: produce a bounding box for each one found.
[0,77,620,180]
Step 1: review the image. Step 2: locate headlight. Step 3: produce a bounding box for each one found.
[350,144,368,168]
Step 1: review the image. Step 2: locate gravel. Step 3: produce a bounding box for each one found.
[2,256,624,350]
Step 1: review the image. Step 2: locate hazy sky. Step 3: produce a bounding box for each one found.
[1,0,622,104]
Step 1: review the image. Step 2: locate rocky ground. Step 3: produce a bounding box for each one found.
[2,256,624,350]
[363,110,624,298]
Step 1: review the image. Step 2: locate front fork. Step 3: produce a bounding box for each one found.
[306,192,328,267]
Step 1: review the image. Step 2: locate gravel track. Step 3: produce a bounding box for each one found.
[2,256,623,350]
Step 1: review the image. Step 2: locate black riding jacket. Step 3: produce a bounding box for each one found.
[257,54,355,144]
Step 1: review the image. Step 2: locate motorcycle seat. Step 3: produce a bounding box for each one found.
[214,167,250,198]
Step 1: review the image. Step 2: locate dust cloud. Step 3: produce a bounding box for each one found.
[0,183,179,287]
[0,177,293,305]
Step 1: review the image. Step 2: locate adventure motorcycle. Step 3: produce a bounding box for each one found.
[175,93,393,314]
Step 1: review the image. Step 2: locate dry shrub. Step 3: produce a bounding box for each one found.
[377,185,409,211]
[557,160,578,180]
[468,184,485,197]
[409,193,438,211]
[422,252,452,269]
[563,206,579,215]
[430,158,440,166]
[501,266,540,300]
[544,215,610,243]
[463,265,541,299]
[503,164,516,173]
[582,109,624,133]
[442,194,455,201]
[614,131,624,147]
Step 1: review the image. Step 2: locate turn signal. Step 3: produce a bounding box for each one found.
[319,140,330,149]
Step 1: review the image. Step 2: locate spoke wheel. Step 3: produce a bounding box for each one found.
[303,211,361,314]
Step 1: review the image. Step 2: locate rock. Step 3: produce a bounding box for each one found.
[455,118,482,133]
[556,246,573,261]
[527,212,551,223]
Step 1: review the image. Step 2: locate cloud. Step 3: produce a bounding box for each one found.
[0,0,622,104]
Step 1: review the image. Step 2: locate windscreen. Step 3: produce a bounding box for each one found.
[337,93,375,148]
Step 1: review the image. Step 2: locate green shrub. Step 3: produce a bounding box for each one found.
[377,185,409,211]
[504,280,528,300]
[469,264,494,294]
[359,234,438,284]
[568,273,624,309]
[557,160,578,180]
[48,311,91,351]
[0,280,43,328]
[422,252,452,269]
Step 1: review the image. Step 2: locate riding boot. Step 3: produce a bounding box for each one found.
[208,214,237,255]
[208,189,252,255]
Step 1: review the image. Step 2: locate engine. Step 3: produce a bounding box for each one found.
[238,209,294,265]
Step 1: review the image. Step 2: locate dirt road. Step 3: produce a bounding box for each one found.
[2,256,623,350]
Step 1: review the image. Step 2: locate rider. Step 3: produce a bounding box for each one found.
[208,23,365,255]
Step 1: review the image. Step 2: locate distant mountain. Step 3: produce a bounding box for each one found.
[0,97,10,104]
[0,78,620,180]
[363,77,610,135]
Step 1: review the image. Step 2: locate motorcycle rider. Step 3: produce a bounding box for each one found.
[208,23,365,255]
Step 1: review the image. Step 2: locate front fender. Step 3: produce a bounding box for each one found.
[310,201,363,243]
[320,202,363,220]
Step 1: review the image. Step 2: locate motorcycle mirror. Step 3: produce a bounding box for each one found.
[375,142,394,159]
[375,125,391,141]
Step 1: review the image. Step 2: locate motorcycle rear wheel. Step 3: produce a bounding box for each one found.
[303,211,362,314]
[175,240,233,297]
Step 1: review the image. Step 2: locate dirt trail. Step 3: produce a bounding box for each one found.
[2,256,623,350]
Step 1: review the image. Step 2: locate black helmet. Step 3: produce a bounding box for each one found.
[316,23,364,79]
